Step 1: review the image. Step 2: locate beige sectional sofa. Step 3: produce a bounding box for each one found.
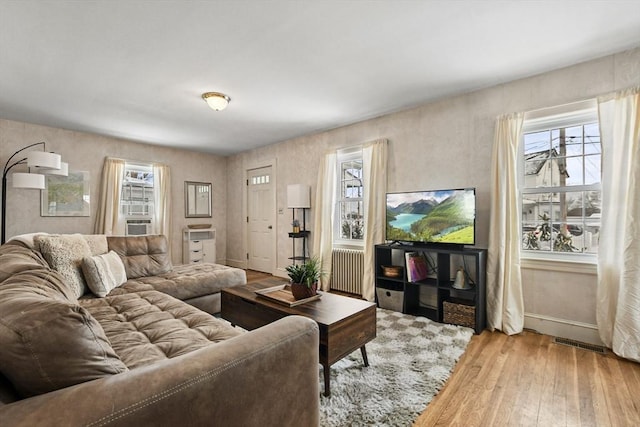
[105,234,247,314]
[0,235,320,426]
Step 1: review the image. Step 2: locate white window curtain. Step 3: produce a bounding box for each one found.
[596,87,640,361]
[361,139,388,301]
[487,113,525,335]
[94,158,125,235]
[153,163,171,241]
[313,140,387,300]
[312,152,337,291]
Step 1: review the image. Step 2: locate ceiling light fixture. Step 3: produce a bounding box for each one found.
[202,92,230,111]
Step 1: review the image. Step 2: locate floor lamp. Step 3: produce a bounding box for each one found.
[1,142,68,244]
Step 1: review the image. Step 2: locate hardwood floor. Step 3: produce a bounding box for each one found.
[244,270,640,426]
[414,329,640,427]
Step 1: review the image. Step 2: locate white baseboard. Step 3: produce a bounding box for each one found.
[273,268,287,279]
[227,261,289,279]
[524,312,604,346]
[226,258,247,269]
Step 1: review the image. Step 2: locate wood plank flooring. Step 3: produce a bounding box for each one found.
[245,270,640,426]
[414,329,640,427]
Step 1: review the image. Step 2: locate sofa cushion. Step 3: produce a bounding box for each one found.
[82,250,128,297]
[0,242,77,301]
[120,263,247,301]
[0,278,128,398]
[0,241,48,282]
[107,235,172,279]
[5,232,49,250]
[35,234,92,298]
[79,289,242,369]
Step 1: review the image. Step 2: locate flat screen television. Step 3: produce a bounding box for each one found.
[385,188,476,246]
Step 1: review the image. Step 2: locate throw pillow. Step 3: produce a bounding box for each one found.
[82,251,128,297]
[35,234,92,299]
[83,234,109,256]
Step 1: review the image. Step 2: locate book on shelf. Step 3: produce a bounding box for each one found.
[405,252,430,282]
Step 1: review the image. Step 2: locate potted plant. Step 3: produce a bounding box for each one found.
[285,257,324,300]
[291,219,301,233]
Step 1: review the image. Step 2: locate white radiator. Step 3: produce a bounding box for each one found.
[330,248,364,295]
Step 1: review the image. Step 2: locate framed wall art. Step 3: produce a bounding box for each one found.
[41,170,90,217]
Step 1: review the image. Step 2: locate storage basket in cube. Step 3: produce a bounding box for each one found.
[376,287,403,312]
[443,300,475,328]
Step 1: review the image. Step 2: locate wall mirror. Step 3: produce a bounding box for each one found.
[185,181,212,218]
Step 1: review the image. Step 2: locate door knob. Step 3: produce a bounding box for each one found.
[268,225,273,229]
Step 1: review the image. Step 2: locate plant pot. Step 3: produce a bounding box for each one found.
[290,281,318,300]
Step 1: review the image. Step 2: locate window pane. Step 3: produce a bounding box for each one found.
[524,130,550,155]
[524,158,552,188]
[341,160,362,180]
[343,179,362,198]
[583,190,601,254]
[564,156,583,186]
[551,129,560,152]
[584,123,601,155]
[563,126,583,156]
[549,157,568,187]
[339,201,364,240]
[584,154,601,185]
[340,219,351,239]
[521,193,553,251]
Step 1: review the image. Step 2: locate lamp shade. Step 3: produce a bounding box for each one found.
[202,92,230,111]
[40,161,69,176]
[27,151,61,170]
[287,184,311,208]
[12,173,45,189]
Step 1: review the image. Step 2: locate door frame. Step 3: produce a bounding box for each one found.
[244,158,277,275]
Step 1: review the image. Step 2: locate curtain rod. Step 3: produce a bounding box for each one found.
[104,156,168,168]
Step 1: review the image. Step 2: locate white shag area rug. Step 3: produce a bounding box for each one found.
[319,308,473,427]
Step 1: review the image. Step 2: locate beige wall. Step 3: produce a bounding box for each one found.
[0,119,228,264]
[226,46,640,342]
[1,46,638,342]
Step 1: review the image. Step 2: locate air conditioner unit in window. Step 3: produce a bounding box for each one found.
[126,218,152,236]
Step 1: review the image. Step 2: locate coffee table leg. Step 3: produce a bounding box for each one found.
[322,363,330,397]
[360,346,369,367]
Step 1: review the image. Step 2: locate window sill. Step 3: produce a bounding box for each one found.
[333,242,364,251]
[521,255,597,275]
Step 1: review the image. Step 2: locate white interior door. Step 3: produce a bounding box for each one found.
[247,166,275,273]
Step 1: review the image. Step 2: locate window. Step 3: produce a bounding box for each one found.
[335,148,364,245]
[121,162,154,217]
[520,102,601,259]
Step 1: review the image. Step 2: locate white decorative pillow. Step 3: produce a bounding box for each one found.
[35,234,92,299]
[82,234,108,256]
[82,251,128,297]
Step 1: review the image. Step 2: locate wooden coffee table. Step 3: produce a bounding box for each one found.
[221,281,376,396]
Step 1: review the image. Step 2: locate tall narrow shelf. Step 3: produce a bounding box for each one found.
[288,207,309,264]
[375,243,486,334]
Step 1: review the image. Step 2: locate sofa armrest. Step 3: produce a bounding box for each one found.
[0,316,319,427]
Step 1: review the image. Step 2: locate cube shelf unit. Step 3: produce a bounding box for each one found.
[374,243,486,334]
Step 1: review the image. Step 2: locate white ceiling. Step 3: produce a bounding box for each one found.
[1,1,639,156]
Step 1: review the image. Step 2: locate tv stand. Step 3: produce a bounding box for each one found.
[374,243,486,334]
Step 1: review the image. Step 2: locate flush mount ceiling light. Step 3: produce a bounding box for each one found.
[202,92,230,111]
